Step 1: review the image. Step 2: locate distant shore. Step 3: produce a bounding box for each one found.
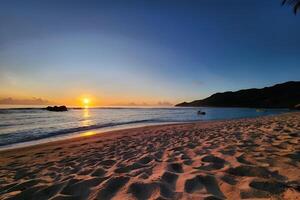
[176,81,300,109]
[0,112,299,199]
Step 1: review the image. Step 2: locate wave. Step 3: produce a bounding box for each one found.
[0,107,289,147]
[0,118,176,147]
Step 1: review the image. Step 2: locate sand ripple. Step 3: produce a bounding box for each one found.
[1,112,300,199]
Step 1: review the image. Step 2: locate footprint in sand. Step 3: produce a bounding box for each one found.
[249,180,288,195]
[128,182,157,200]
[220,174,237,185]
[184,175,204,193]
[161,171,178,189]
[184,175,225,199]
[195,155,226,171]
[96,176,129,200]
[236,154,253,165]
[226,165,286,180]
[62,177,106,199]
[91,167,106,177]
[167,163,183,173]
[115,162,146,174]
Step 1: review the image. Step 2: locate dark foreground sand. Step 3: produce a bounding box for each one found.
[0,112,300,200]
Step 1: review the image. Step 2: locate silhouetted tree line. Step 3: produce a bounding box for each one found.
[282,0,300,14]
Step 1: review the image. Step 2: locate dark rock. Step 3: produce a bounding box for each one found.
[45,106,68,112]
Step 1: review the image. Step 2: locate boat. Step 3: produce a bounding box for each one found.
[197,110,206,115]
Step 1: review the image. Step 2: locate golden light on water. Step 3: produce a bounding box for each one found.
[80,131,96,137]
[83,108,90,118]
[81,108,91,127]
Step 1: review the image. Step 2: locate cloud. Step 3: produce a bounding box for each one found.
[109,101,173,106]
[0,97,53,105]
[111,102,149,106]
[157,101,173,106]
[126,102,149,106]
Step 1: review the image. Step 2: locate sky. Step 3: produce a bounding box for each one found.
[0,0,299,106]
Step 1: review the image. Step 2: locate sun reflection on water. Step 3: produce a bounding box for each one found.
[80,131,96,137]
[81,108,91,127]
[83,108,90,118]
[80,108,96,137]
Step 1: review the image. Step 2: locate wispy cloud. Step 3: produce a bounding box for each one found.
[157,101,173,106]
[0,97,54,105]
[109,101,173,107]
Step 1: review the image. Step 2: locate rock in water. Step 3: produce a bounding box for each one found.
[45,106,68,112]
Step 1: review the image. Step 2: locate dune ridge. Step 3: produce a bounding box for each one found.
[0,112,300,199]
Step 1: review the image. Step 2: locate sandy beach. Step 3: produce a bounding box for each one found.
[0,112,299,200]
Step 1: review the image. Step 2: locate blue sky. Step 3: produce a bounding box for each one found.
[0,0,299,106]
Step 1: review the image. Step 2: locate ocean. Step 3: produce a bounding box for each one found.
[0,106,289,149]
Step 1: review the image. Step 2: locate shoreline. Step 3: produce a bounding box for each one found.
[0,111,292,152]
[0,112,299,199]
[0,121,189,152]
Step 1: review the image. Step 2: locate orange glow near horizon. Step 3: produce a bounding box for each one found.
[0,93,176,107]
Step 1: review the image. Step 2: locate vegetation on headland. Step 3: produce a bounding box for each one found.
[176,81,300,109]
[45,106,68,112]
[282,0,300,14]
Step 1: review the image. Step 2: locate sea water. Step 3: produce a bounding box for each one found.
[0,106,289,148]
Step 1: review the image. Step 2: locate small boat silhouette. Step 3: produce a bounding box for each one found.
[197,110,206,115]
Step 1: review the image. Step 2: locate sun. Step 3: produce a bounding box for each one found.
[82,98,90,107]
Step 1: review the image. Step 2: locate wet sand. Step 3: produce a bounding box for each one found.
[0,112,299,200]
